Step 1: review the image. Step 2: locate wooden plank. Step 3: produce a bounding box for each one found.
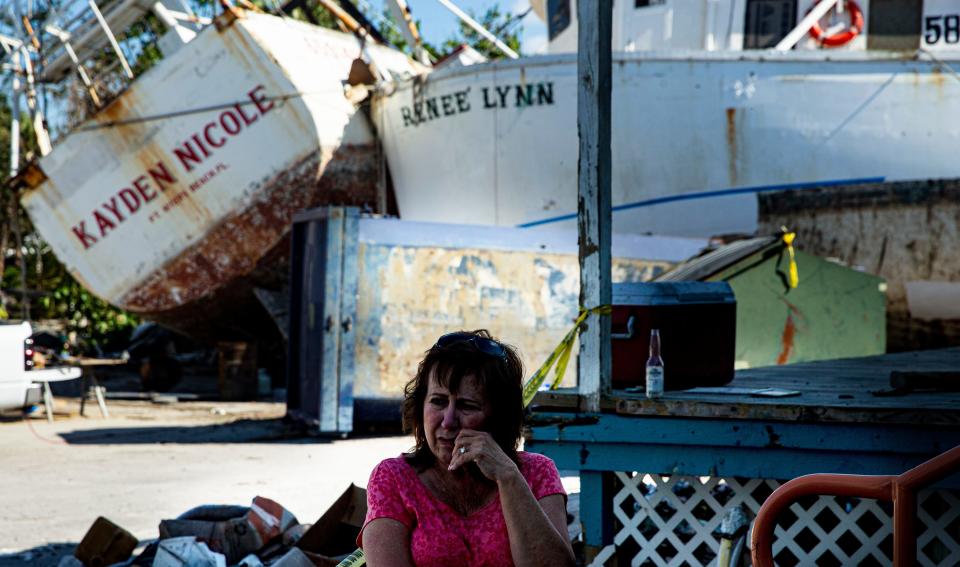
[528,414,960,454]
[530,390,617,412]
[530,439,959,480]
[576,0,613,413]
[536,349,960,425]
[526,413,960,478]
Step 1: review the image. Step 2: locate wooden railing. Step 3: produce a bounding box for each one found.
[751,444,960,567]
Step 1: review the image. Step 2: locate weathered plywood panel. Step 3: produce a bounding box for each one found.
[353,225,688,400]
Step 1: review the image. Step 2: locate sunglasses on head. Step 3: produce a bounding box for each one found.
[434,332,507,360]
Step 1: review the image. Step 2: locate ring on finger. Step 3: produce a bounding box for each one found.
[459,446,467,455]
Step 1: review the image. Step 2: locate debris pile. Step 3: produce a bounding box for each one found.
[58,486,367,567]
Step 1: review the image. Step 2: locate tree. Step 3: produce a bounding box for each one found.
[374,3,523,62]
[439,5,523,60]
[0,92,136,349]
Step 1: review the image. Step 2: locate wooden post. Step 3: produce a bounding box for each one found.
[577,0,613,413]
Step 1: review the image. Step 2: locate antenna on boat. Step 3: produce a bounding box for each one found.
[87,0,134,79]
[433,0,519,59]
[6,42,24,179]
[43,24,101,107]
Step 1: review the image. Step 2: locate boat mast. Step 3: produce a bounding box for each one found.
[387,0,431,65]
[433,0,519,59]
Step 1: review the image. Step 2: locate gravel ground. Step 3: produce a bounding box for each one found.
[0,396,413,566]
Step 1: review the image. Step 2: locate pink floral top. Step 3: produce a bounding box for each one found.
[358,452,565,567]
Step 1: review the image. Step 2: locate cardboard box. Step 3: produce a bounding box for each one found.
[74,516,138,567]
[295,484,367,563]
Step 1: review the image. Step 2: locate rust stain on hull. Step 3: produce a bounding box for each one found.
[776,311,796,365]
[725,107,738,187]
[776,299,804,365]
[119,143,379,314]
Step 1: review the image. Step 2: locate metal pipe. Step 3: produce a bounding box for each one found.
[44,25,101,107]
[751,474,893,566]
[893,484,914,567]
[752,444,960,567]
[152,1,180,28]
[19,47,52,156]
[774,0,840,51]
[898,442,960,489]
[389,0,430,65]
[893,444,960,565]
[316,0,363,34]
[0,34,22,52]
[88,0,135,79]
[21,16,40,50]
[65,43,100,107]
[10,50,21,178]
[705,0,718,51]
[433,0,519,59]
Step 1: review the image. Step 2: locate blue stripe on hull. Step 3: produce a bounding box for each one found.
[515,176,887,229]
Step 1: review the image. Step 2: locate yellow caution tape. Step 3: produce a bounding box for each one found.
[337,305,611,567]
[781,229,799,289]
[521,305,612,406]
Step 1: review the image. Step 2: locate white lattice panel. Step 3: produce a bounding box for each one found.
[587,474,960,567]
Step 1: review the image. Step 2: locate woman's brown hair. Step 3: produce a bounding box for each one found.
[402,329,524,469]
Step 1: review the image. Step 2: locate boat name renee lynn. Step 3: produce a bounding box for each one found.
[70,84,277,251]
[399,82,555,127]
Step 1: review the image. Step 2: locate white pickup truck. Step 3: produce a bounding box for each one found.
[0,322,81,412]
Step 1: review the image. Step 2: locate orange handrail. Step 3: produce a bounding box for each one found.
[751,444,960,567]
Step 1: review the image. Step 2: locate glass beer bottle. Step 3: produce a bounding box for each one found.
[646,328,664,399]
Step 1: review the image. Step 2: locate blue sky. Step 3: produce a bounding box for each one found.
[365,0,549,55]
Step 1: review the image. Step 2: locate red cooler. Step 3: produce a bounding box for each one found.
[611,282,736,391]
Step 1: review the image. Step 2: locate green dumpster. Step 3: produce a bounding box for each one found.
[659,235,886,368]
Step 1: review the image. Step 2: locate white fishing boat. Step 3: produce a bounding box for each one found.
[373,0,960,238]
[8,1,417,342]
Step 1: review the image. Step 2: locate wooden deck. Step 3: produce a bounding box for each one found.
[531,347,960,426]
[526,348,960,565]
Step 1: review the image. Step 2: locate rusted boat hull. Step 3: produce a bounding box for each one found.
[18,12,415,341]
[374,52,960,238]
[759,178,960,351]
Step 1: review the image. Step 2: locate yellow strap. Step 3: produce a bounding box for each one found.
[782,231,799,289]
[339,305,611,567]
[521,305,612,406]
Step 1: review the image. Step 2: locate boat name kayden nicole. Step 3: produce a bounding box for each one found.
[399,81,555,128]
[69,84,276,251]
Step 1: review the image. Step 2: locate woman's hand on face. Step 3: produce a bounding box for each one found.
[449,429,520,483]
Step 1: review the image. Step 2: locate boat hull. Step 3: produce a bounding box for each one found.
[19,13,415,339]
[374,52,960,238]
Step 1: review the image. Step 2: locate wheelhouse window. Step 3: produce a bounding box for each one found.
[744,0,797,48]
[547,0,572,40]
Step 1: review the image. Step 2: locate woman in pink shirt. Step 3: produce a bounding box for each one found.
[358,330,575,567]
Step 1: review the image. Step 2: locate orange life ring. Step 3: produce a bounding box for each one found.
[807,0,864,47]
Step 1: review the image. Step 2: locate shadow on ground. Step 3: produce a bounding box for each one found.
[57,418,325,444]
[0,543,75,567]
[56,420,405,445]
